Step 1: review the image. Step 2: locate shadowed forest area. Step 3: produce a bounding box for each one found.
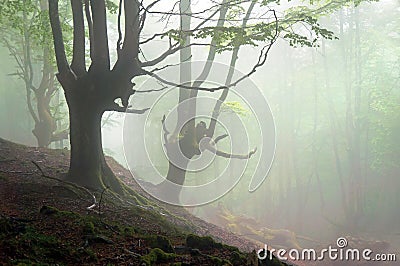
[0,0,399,265]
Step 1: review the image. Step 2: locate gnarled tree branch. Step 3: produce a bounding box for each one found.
[208,0,258,137]
[121,0,140,61]
[205,143,257,159]
[89,0,110,71]
[106,102,149,114]
[70,0,86,76]
[48,0,70,76]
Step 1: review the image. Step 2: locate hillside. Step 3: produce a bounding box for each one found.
[0,138,287,265]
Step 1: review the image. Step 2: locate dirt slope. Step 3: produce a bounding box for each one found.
[0,138,288,265]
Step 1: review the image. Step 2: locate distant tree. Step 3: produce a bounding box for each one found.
[158,0,343,202]
[47,0,340,194]
[0,0,69,147]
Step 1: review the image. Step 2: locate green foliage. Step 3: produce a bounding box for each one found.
[145,235,174,253]
[0,0,57,56]
[220,101,250,117]
[106,0,119,14]
[226,5,245,21]
[261,0,281,5]
[140,248,176,265]
[160,0,344,53]
[185,234,223,250]
[282,6,338,47]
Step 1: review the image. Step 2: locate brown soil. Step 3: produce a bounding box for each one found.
[0,138,288,265]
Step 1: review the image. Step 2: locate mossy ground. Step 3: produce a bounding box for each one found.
[0,138,288,265]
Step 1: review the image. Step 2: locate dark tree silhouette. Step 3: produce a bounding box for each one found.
[0,0,69,147]
[48,0,338,194]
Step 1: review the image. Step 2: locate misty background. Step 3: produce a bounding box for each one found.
[0,0,399,254]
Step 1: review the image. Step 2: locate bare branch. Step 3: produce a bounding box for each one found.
[141,69,227,92]
[90,0,110,71]
[121,0,140,60]
[208,0,257,137]
[116,0,123,52]
[190,0,229,100]
[138,0,230,45]
[140,43,180,67]
[38,47,52,95]
[84,0,94,61]
[44,72,56,103]
[106,102,149,114]
[141,43,212,68]
[205,144,257,159]
[138,7,146,34]
[140,9,278,94]
[70,0,86,76]
[214,134,228,144]
[26,83,39,124]
[139,32,165,45]
[161,115,170,145]
[31,160,97,210]
[2,38,25,81]
[48,0,70,75]
[2,35,39,123]
[22,7,35,92]
[148,62,182,73]
[134,87,167,93]
[141,0,251,17]
[228,11,278,87]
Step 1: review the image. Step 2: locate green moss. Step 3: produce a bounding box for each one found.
[0,208,103,264]
[1,225,74,263]
[141,248,176,265]
[56,210,81,219]
[82,221,95,235]
[230,251,247,266]
[39,205,59,215]
[223,244,239,252]
[146,235,174,253]
[124,226,138,235]
[185,234,223,250]
[39,206,81,220]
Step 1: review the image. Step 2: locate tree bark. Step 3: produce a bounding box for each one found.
[64,83,123,193]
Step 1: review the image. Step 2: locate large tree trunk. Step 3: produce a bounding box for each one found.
[165,161,189,186]
[32,91,56,148]
[65,90,123,193]
[47,0,142,195]
[161,160,189,203]
[161,134,194,202]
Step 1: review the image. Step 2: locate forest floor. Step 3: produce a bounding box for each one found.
[0,138,290,266]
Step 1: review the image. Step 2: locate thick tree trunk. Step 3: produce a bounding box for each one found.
[165,160,189,186]
[32,123,53,147]
[32,93,56,147]
[159,134,194,203]
[65,94,123,193]
[158,160,190,204]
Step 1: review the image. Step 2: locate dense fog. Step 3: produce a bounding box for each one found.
[0,0,399,260]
